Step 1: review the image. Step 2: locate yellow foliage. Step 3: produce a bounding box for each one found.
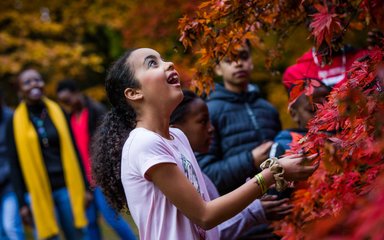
[84,85,107,102]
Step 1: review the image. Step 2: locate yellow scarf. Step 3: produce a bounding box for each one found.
[13,98,87,239]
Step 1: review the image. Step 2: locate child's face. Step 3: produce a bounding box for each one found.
[291,86,330,128]
[215,45,253,88]
[128,48,183,110]
[174,98,214,153]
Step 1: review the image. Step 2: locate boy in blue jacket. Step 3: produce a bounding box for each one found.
[196,41,282,195]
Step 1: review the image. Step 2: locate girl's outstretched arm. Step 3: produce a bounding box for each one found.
[147,163,273,230]
[147,154,317,230]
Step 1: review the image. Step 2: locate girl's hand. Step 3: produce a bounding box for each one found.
[278,154,319,181]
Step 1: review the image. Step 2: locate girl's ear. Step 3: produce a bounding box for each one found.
[124,88,143,101]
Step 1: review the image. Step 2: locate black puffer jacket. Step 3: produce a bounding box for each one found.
[197,83,281,195]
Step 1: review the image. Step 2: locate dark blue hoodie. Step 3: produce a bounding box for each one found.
[196,83,281,195]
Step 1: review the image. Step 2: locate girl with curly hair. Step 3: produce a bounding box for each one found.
[91,48,318,240]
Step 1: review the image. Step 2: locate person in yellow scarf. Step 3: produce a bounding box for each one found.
[6,69,88,240]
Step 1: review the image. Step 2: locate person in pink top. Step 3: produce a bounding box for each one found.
[91,48,318,240]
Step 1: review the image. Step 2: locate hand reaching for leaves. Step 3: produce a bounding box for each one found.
[278,153,319,182]
[261,195,293,221]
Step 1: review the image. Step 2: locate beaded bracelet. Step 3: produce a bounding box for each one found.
[260,157,288,192]
[254,173,267,194]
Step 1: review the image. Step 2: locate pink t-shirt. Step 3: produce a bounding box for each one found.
[121,127,219,240]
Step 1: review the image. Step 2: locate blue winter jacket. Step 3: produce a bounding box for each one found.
[197,83,281,195]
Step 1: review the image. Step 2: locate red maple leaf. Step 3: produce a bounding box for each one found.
[288,78,322,108]
[310,4,342,47]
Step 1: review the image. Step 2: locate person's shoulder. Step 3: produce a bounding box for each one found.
[123,128,160,151]
[170,127,183,137]
[131,128,176,149]
[170,127,189,144]
[206,97,226,116]
[206,83,228,102]
[124,128,172,156]
[205,84,233,113]
[129,128,161,143]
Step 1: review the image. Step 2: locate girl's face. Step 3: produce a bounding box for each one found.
[175,98,214,153]
[128,48,183,111]
[18,69,45,104]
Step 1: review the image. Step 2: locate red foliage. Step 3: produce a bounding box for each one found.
[302,171,384,240]
[288,79,322,108]
[363,0,384,32]
[274,48,384,239]
[310,4,342,48]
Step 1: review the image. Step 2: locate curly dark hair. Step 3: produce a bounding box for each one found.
[91,49,140,212]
